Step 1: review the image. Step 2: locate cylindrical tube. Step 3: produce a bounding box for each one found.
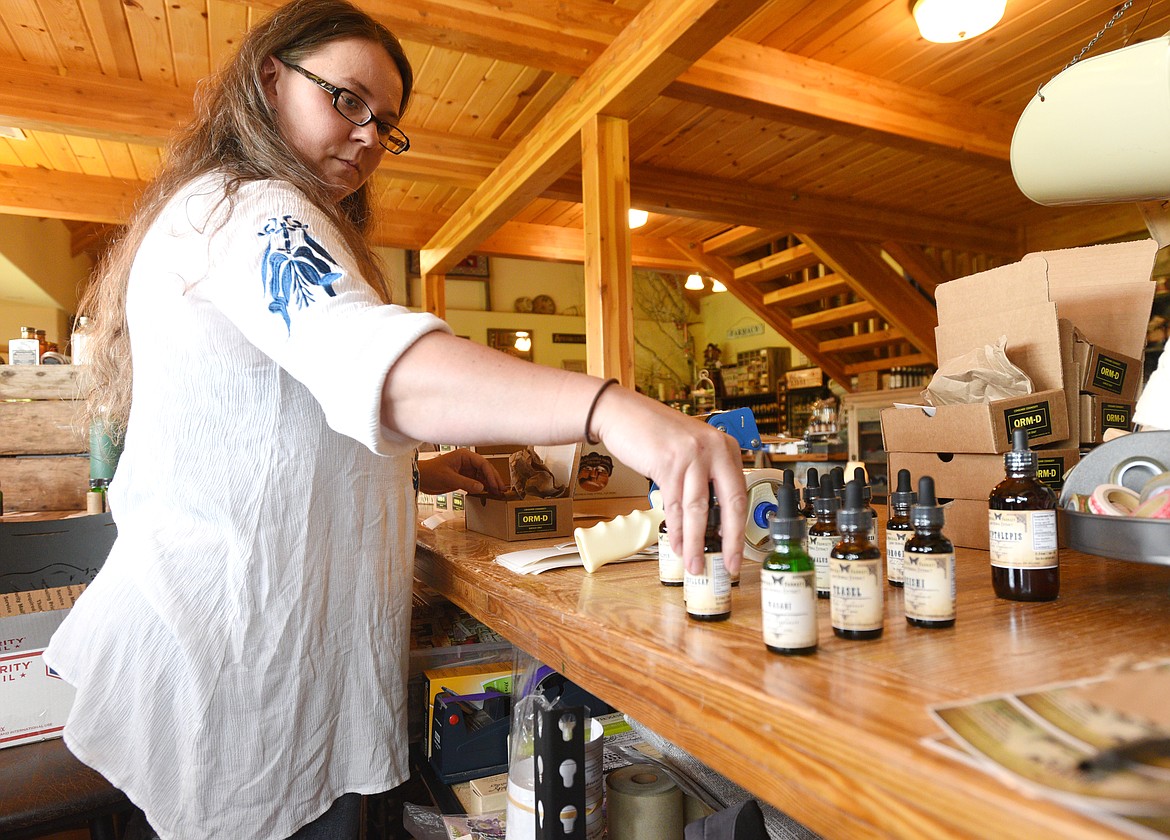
[605,763,684,840]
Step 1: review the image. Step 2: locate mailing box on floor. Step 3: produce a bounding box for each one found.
[882,240,1157,455]
[0,585,84,750]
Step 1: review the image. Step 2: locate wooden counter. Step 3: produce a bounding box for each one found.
[415,514,1170,839]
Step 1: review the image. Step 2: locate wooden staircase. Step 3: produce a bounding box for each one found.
[713,232,1009,390]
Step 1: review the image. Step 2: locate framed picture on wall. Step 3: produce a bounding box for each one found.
[407,251,490,278]
[487,329,533,362]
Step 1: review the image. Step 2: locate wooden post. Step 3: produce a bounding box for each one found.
[421,272,446,318]
[581,115,634,386]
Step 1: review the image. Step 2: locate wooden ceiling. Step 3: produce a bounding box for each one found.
[0,0,1161,383]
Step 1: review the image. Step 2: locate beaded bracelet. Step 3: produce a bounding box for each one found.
[584,378,619,445]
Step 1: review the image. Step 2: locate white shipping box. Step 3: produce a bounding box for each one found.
[0,585,84,749]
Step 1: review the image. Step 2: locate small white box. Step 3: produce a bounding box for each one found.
[7,338,40,365]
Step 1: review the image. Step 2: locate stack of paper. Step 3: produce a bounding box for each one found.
[495,543,655,575]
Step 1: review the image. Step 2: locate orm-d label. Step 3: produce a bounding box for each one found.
[1003,401,1052,440]
[1101,402,1132,430]
[514,505,557,534]
[1091,354,1129,395]
[1036,456,1067,491]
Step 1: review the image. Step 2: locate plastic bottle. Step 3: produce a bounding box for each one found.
[685,484,731,621]
[885,469,915,587]
[761,484,817,655]
[853,466,878,545]
[988,428,1059,601]
[830,480,883,640]
[807,475,840,600]
[904,476,955,629]
[658,518,683,586]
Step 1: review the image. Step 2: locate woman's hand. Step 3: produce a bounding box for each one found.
[417,449,506,496]
[587,386,746,577]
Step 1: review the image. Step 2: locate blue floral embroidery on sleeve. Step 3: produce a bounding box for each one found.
[258,215,344,331]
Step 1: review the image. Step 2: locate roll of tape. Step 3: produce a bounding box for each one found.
[1139,471,1170,503]
[1109,456,1168,491]
[742,468,787,563]
[1088,484,1141,516]
[605,763,684,840]
[1134,493,1170,519]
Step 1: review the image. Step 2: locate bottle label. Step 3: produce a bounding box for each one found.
[808,534,836,594]
[886,530,908,583]
[685,551,731,616]
[761,570,817,649]
[658,532,683,584]
[904,551,956,622]
[830,558,883,631]
[988,510,1058,569]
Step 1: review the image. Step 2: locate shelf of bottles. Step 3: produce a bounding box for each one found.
[719,392,781,434]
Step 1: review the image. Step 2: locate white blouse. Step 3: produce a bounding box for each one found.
[45,174,450,840]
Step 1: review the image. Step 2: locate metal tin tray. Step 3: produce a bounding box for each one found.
[1058,431,1170,566]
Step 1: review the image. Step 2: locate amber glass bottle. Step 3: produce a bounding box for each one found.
[830,480,883,640]
[799,468,819,520]
[685,484,731,621]
[904,476,955,629]
[885,468,915,587]
[658,519,682,586]
[807,475,839,600]
[988,429,1059,601]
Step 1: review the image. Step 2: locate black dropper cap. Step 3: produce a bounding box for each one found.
[853,466,873,504]
[890,468,916,511]
[830,468,846,500]
[911,476,945,529]
[769,483,806,544]
[1004,427,1037,473]
[782,469,795,491]
[836,479,871,534]
[813,474,839,516]
[802,468,820,506]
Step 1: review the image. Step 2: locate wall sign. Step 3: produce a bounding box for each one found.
[727,323,765,339]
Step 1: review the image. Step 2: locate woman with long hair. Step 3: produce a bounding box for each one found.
[45,2,746,837]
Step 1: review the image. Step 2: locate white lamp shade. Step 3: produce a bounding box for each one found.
[685,273,705,291]
[1012,35,1170,206]
[513,331,531,352]
[912,0,1004,43]
[628,208,649,229]
[711,279,728,293]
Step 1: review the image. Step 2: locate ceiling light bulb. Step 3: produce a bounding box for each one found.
[685,273,705,291]
[628,208,649,229]
[711,279,727,293]
[514,331,531,352]
[911,0,1005,43]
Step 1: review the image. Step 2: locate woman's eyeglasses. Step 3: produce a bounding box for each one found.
[277,58,410,155]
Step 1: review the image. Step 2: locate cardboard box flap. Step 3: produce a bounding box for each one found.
[935,258,1051,323]
[934,301,1063,391]
[1024,239,1158,359]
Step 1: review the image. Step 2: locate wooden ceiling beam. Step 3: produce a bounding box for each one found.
[665,237,735,285]
[800,233,939,363]
[417,0,765,277]
[735,243,821,284]
[0,166,140,224]
[881,241,951,298]
[701,226,781,257]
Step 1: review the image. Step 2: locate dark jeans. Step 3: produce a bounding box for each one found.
[124,793,362,840]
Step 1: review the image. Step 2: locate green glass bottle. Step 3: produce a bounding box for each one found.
[830,479,883,641]
[904,476,955,629]
[761,484,817,655]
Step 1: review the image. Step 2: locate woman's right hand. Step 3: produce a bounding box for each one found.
[587,384,746,578]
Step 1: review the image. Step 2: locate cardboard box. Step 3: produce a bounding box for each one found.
[463,494,573,541]
[881,389,1069,454]
[0,585,85,749]
[423,661,513,757]
[1080,395,1136,444]
[785,367,822,390]
[467,771,509,815]
[531,442,650,501]
[1073,331,1143,401]
[882,240,1157,454]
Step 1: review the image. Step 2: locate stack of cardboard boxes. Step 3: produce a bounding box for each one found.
[881,240,1157,549]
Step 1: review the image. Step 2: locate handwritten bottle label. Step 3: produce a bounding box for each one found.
[988,510,1058,569]
[761,570,817,649]
[830,559,883,632]
[904,551,956,622]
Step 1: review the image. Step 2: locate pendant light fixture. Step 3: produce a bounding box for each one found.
[911,0,1005,43]
[628,208,649,229]
[685,273,705,291]
[711,279,728,293]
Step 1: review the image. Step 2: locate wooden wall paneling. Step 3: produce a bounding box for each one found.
[78,0,139,77]
[96,139,139,180]
[123,0,175,86]
[208,0,249,72]
[66,134,109,178]
[40,0,101,74]
[167,0,212,88]
[582,115,634,385]
[4,0,58,65]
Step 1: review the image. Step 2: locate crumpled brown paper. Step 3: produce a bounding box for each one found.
[922,336,1034,406]
[508,447,567,498]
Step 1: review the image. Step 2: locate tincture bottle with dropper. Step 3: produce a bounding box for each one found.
[761,483,818,655]
[988,428,1059,601]
[853,466,879,545]
[885,469,915,588]
[904,476,955,629]
[807,475,840,600]
[800,468,820,521]
[830,480,884,640]
[685,483,731,621]
[658,516,682,587]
